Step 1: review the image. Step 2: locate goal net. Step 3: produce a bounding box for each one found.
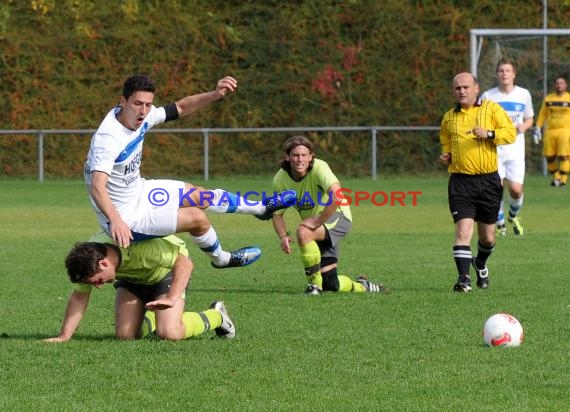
[470,29,570,174]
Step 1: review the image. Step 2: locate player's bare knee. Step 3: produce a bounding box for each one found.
[296,226,314,245]
[155,328,183,341]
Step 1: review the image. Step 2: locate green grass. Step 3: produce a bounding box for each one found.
[0,176,569,411]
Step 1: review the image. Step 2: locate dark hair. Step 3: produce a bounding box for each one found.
[496,57,517,73]
[122,75,156,100]
[555,73,568,83]
[65,242,107,283]
[280,135,315,172]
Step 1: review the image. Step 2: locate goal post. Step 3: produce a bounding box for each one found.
[470,28,570,175]
[470,28,570,98]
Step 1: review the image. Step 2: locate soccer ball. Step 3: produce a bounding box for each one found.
[482,313,524,348]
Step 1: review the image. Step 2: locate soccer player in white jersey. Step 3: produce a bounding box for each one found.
[84,75,290,268]
[481,58,534,236]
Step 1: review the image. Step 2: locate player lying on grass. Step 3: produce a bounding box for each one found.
[270,135,389,295]
[44,232,234,342]
[84,74,291,269]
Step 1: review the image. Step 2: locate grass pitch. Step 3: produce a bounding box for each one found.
[0,176,568,411]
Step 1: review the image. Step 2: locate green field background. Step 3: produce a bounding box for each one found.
[0,177,568,411]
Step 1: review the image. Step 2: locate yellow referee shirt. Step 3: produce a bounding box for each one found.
[440,99,516,175]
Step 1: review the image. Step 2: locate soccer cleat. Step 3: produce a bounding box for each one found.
[211,246,262,269]
[496,224,507,237]
[508,216,523,236]
[453,274,472,293]
[209,300,235,339]
[471,258,489,289]
[356,276,390,293]
[304,284,322,295]
[255,191,297,220]
[551,179,561,187]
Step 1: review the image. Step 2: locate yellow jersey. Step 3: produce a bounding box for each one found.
[535,91,570,130]
[440,99,516,175]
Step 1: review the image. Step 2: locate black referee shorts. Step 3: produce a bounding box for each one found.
[448,172,502,224]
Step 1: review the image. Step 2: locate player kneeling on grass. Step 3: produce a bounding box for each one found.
[44,232,234,342]
[270,135,389,295]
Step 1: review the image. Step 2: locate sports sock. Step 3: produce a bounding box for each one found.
[338,275,366,292]
[475,240,495,268]
[452,245,471,276]
[204,189,264,214]
[508,194,523,219]
[191,226,230,266]
[300,241,322,287]
[182,309,221,339]
[497,200,506,226]
[321,268,340,291]
[559,160,569,184]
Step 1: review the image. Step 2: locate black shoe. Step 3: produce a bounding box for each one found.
[453,274,472,293]
[255,191,297,220]
[471,258,489,289]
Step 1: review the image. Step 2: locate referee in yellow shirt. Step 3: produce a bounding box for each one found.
[439,72,516,293]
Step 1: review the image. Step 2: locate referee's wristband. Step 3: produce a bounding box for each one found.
[486,130,495,139]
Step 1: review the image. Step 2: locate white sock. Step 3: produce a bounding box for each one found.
[497,200,505,226]
[205,188,264,215]
[191,226,230,266]
[509,195,523,218]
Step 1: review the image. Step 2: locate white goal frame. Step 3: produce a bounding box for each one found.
[470,28,570,98]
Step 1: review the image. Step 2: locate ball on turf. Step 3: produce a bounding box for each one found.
[482,313,524,348]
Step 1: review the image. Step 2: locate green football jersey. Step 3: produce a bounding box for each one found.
[271,158,352,221]
[74,232,189,292]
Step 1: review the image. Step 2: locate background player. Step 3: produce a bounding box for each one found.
[481,57,534,236]
[534,74,570,187]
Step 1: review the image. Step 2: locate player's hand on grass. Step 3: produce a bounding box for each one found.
[43,336,70,343]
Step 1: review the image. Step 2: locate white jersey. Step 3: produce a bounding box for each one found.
[84,105,167,230]
[481,86,534,160]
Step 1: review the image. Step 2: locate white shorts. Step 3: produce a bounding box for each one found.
[498,156,525,184]
[497,138,525,184]
[128,179,186,238]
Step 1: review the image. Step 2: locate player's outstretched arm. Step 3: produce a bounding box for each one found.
[175,76,237,118]
[43,290,91,343]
